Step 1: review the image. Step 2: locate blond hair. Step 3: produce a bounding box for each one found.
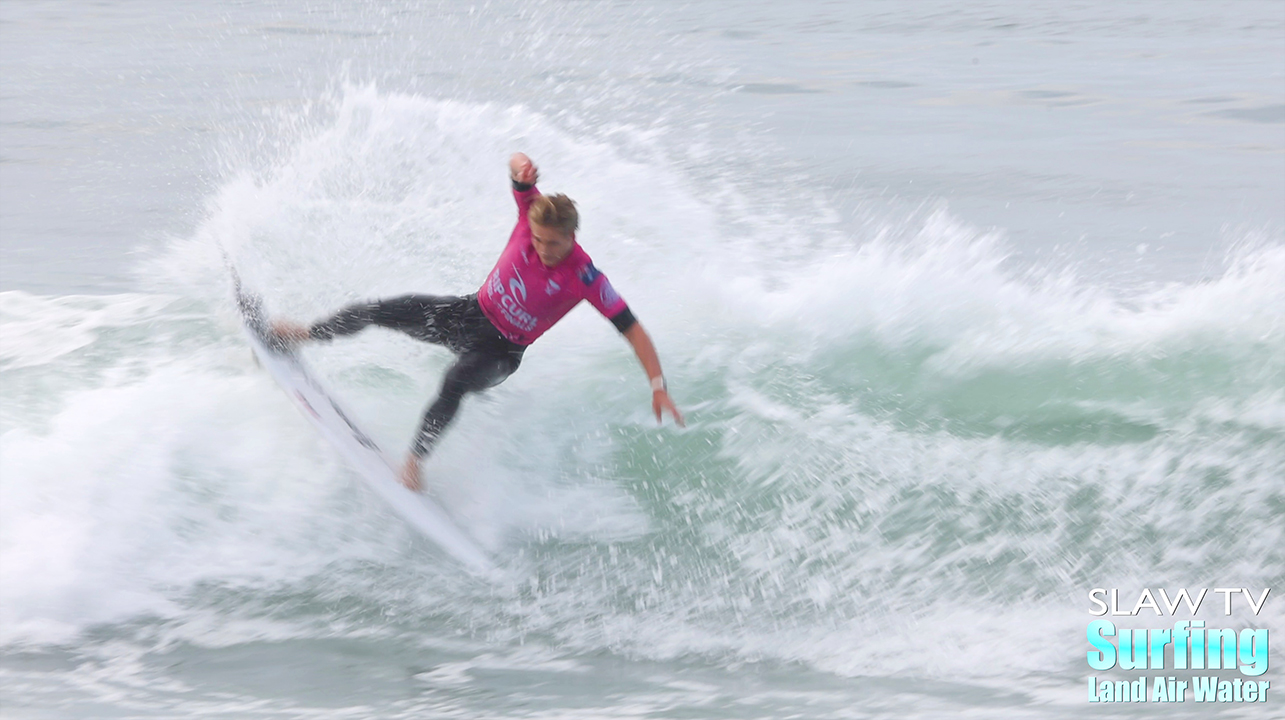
[528,194,578,235]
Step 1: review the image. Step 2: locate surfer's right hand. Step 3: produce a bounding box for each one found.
[509,152,538,186]
[271,319,311,344]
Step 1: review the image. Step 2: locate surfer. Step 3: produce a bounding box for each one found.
[270,153,684,491]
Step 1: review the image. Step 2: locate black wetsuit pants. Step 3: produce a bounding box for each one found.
[308,294,525,457]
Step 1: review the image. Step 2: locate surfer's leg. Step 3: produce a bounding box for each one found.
[309,295,464,345]
[410,350,522,457]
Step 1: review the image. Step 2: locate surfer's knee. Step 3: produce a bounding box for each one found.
[367,295,433,329]
[438,360,480,399]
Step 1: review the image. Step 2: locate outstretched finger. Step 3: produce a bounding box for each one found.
[659,396,685,428]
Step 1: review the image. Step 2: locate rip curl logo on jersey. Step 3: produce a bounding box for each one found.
[498,294,537,331]
[545,278,561,295]
[508,264,528,304]
[599,280,621,308]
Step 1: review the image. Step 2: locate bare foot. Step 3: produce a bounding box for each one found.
[271,319,311,344]
[399,454,422,493]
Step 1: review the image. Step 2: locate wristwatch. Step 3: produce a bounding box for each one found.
[650,376,666,393]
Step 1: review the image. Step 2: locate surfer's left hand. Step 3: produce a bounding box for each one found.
[653,389,685,427]
[399,454,423,493]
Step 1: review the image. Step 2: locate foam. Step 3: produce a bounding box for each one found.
[0,292,180,371]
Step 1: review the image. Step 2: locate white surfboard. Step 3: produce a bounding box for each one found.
[235,284,493,574]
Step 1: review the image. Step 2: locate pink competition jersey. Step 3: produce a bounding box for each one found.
[476,186,628,345]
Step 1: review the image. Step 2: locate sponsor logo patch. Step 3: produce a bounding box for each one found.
[599,280,621,308]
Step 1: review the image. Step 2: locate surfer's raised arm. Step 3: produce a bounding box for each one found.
[510,152,538,190]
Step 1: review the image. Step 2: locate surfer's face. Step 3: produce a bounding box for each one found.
[530,221,575,267]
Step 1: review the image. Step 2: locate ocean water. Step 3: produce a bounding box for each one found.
[2,1,1282,718]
